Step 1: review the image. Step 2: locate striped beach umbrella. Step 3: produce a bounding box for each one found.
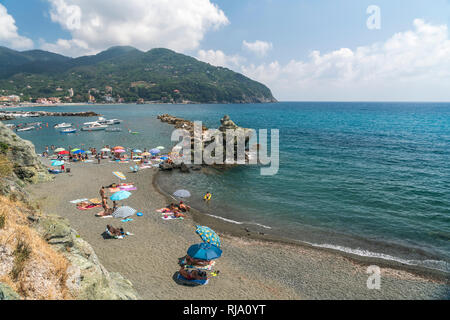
[71,148,80,152]
[112,171,126,180]
[195,226,221,248]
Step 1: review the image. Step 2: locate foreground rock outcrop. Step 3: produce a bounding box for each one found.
[0,120,139,300]
[0,121,52,201]
[28,214,139,300]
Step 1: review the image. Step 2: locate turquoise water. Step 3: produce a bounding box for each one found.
[4,102,450,272]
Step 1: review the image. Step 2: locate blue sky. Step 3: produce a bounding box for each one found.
[1,0,450,101]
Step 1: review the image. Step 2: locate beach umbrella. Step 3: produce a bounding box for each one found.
[110,190,131,201]
[54,147,65,153]
[112,206,136,219]
[132,149,142,153]
[72,149,85,154]
[113,146,124,150]
[101,148,111,152]
[195,226,221,249]
[71,148,80,153]
[115,149,126,153]
[141,152,151,156]
[157,146,165,150]
[51,160,64,166]
[173,189,191,198]
[58,150,69,155]
[150,148,161,155]
[187,243,222,261]
[160,156,169,160]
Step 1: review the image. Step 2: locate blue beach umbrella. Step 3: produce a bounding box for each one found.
[150,148,161,155]
[187,243,222,261]
[173,189,191,198]
[73,149,85,154]
[195,226,221,248]
[110,190,131,201]
[51,160,64,166]
[132,149,142,153]
[160,156,169,160]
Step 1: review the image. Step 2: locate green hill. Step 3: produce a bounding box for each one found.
[0,46,277,104]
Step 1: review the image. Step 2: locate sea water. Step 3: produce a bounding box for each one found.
[4,102,450,273]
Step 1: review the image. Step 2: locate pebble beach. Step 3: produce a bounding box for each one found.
[27,160,450,300]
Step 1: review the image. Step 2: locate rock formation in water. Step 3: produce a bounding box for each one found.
[157,114,253,168]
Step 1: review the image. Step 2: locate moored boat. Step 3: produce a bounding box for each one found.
[16,126,34,132]
[54,122,72,129]
[60,128,77,134]
[81,123,107,131]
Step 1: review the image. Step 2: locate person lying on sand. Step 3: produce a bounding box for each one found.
[96,203,114,217]
[179,267,208,281]
[183,255,210,267]
[106,225,124,237]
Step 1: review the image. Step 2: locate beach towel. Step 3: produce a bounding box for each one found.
[69,198,88,204]
[184,260,216,271]
[89,198,102,204]
[77,204,101,210]
[176,274,208,286]
[156,208,172,213]
[119,186,137,191]
[109,187,120,193]
[162,215,184,220]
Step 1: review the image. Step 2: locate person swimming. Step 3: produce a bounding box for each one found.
[203,192,212,201]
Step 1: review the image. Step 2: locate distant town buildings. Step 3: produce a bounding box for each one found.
[0,95,20,103]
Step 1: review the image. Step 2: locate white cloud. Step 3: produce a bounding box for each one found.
[0,4,33,50]
[42,0,229,57]
[242,40,273,57]
[239,19,450,101]
[197,49,245,70]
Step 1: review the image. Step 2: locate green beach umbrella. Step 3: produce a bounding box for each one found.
[71,148,80,152]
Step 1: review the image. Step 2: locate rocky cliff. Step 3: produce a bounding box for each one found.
[0,121,139,300]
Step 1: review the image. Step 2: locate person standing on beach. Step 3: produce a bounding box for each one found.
[100,186,106,205]
[97,154,101,164]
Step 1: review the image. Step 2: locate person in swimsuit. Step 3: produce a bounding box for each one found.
[178,267,208,281]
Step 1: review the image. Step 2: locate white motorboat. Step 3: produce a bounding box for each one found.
[54,122,72,129]
[16,126,34,132]
[107,119,123,125]
[84,117,107,125]
[81,123,107,131]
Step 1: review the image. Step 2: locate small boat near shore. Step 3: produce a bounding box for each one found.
[54,122,72,129]
[16,126,34,132]
[81,123,107,131]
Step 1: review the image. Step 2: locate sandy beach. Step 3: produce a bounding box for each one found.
[27,160,449,300]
